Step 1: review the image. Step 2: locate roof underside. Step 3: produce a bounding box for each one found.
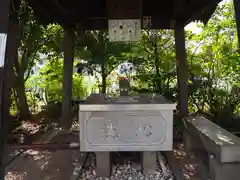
[27,0,223,30]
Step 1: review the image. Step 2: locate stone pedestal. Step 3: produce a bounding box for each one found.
[209,155,240,180]
[96,152,111,177]
[141,151,157,175]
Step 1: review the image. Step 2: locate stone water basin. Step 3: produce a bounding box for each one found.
[79,94,176,152]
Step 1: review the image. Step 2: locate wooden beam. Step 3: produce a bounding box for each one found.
[61,28,75,130]
[175,26,188,117]
[75,18,174,30]
[0,0,11,178]
[234,0,240,49]
[106,0,142,19]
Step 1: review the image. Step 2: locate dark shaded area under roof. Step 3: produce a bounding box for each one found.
[27,0,223,30]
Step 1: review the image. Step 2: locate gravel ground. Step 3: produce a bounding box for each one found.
[79,152,175,180]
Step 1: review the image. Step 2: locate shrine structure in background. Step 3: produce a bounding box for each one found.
[1,0,240,179]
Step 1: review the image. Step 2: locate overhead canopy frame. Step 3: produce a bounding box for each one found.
[27,0,222,29]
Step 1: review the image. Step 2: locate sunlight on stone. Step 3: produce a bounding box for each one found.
[183,173,191,180]
[200,128,211,139]
[26,150,40,155]
[21,122,40,134]
[5,172,27,180]
[43,176,51,180]
[173,149,187,157]
[71,122,80,132]
[183,163,198,180]
[24,150,52,170]
[216,133,235,145]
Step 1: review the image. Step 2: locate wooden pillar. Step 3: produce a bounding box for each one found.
[175,26,188,117]
[0,0,19,178]
[61,28,75,130]
[234,0,240,48]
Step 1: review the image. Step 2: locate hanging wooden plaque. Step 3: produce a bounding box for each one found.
[106,0,142,19]
[108,19,141,41]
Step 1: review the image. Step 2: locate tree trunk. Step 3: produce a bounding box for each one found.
[101,62,107,94]
[101,75,107,94]
[12,88,20,111]
[13,37,31,119]
[153,42,162,94]
[15,72,31,119]
[61,28,75,130]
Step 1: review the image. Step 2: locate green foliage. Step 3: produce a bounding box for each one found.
[129,29,176,95]
[183,2,240,132]
[77,31,132,72]
[75,30,135,93]
[72,73,88,100]
[27,58,88,104]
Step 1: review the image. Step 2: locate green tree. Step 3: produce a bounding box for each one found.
[76,31,133,94]
[13,2,47,119]
[186,2,240,124]
[130,29,176,98]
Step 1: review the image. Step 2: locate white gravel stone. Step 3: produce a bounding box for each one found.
[78,153,175,180]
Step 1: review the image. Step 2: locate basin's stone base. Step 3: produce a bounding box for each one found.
[141,151,157,175]
[96,152,111,177]
[74,151,175,180]
[96,151,157,177]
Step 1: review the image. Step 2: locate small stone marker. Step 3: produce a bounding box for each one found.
[119,77,129,96]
